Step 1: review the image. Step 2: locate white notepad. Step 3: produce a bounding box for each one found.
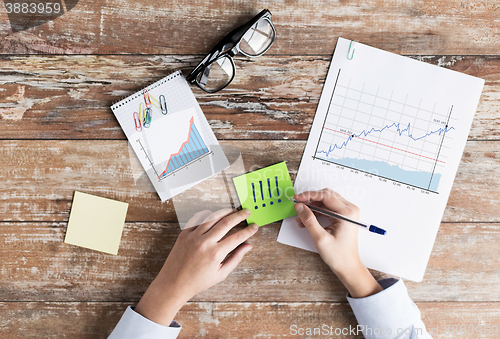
[111,72,229,201]
[278,38,484,282]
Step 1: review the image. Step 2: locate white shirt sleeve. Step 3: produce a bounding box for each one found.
[108,306,182,339]
[347,278,432,339]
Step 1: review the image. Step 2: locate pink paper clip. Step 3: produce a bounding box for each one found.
[133,112,142,132]
[143,89,152,109]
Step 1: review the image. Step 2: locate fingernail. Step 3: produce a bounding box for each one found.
[251,223,259,229]
[244,246,252,254]
[244,209,251,215]
[295,204,304,213]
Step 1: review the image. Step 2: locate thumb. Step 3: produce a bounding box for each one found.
[295,203,330,244]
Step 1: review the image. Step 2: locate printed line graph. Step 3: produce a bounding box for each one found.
[314,69,456,193]
[317,122,454,163]
[158,117,210,180]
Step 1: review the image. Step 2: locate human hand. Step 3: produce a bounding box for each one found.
[294,188,382,298]
[135,208,258,325]
[294,188,361,275]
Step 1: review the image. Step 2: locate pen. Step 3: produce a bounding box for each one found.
[289,198,387,235]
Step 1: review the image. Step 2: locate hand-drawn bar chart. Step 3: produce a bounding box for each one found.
[233,162,297,226]
[158,117,210,179]
[251,176,283,210]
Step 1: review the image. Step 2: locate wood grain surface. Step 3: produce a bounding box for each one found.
[1,140,499,222]
[1,55,500,140]
[0,221,499,303]
[1,301,499,339]
[1,0,499,337]
[1,0,500,55]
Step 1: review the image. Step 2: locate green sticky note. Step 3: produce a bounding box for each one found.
[233,161,297,226]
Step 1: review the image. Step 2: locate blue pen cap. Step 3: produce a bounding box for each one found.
[369,225,387,235]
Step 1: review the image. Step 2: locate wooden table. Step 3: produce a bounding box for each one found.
[1,1,500,338]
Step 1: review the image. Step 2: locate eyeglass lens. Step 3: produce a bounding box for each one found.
[239,19,275,56]
[196,56,234,92]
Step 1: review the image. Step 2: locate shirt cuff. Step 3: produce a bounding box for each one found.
[108,306,181,339]
[347,278,429,338]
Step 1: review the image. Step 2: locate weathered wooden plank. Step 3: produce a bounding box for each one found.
[0,221,499,302]
[0,55,498,140]
[0,0,102,54]
[1,0,500,55]
[0,140,499,222]
[0,301,499,339]
[0,302,357,339]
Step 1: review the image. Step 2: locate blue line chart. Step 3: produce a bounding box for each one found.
[316,121,454,159]
[313,107,455,193]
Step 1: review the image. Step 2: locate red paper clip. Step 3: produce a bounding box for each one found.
[143,89,152,108]
[133,112,142,132]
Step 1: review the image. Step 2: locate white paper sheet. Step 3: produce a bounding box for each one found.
[277,38,484,282]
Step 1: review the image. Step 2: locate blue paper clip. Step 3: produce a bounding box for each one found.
[159,95,167,115]
[142,108,152,128]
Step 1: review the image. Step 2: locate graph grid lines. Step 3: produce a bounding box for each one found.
[314,69,455,193]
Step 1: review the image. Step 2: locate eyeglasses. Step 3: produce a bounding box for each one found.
[186,9,276,93]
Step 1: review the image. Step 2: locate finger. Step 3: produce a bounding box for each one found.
[295,188,343,206]
[295,204,335,229]
[297,215,330,229]
[218,243,252,279]
[208,209,252,241]
[296,214,314,228]
[295,203,331,244]
[219,223,259,253]
[196,208,234,234]
[295,216,306,227]
[184,210,213,231]
[341,200,360,216]
[295,188,348,214]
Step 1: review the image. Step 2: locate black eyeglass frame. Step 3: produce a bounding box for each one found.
[186,9,276,93]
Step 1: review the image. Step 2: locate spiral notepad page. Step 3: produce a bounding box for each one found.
[111,71,229,201]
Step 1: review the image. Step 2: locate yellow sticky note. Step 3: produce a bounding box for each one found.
[64,191,129,255]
